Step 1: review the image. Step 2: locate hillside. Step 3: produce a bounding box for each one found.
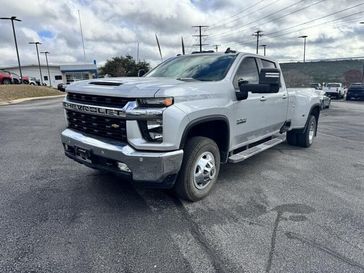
[280,59,364,87]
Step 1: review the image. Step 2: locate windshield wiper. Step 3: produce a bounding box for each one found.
[176,77,199,82]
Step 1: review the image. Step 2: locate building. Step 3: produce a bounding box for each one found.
[0,63,97,86]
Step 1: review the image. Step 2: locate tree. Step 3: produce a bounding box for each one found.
[100,55,150,77]
[282,69,313,87]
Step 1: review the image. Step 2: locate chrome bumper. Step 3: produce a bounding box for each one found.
[61,129,183,184]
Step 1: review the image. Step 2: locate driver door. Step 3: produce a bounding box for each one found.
[232,57,267,149]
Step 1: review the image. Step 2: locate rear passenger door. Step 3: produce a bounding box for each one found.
[256,58,288,132]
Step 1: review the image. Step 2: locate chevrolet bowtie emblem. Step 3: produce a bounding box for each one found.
[111,124,120,128]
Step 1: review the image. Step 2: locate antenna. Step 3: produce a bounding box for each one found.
[78,10,86,62]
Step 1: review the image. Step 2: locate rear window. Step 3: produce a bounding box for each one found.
[327,83,340,87]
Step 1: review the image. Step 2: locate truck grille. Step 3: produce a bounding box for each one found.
[67,92,134,108]
[66,109,127,142]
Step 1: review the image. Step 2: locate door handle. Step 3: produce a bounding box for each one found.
[260,96,267,101]
[282,94,287,99]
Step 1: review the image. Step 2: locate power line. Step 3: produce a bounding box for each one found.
[192,25,209,52]
[267,9,364,39]
[210,0,305,38]
[266,2,364,37]
[209,0,267,30]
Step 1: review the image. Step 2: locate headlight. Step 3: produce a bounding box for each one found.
[137,97,173,108]
[138,119,163,142]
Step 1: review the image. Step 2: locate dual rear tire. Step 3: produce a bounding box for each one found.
[286,114,317,148]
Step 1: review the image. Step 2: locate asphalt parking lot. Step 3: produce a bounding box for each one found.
[0,98,363,273]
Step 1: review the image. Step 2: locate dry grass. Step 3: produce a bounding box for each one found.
[0,85,64,102]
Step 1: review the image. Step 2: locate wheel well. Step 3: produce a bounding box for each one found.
[181,119,230,163]
[310,105,320,122]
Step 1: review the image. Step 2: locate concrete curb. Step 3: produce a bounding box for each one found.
[0,94,65,106]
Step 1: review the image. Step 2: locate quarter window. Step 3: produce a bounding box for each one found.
[233,57,259,89]
[261,59,276,68]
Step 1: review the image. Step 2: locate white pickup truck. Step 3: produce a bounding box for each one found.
[61,52,320,201]
[323,82,345,99]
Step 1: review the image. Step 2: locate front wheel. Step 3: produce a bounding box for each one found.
[175,137,220,202]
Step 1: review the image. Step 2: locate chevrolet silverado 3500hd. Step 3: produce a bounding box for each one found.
[61,52,320,201]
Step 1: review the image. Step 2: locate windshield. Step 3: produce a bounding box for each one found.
[146,54,237,81]
[327,83,340,87]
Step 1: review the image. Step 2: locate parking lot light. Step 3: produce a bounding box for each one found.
[40,51,51,87]
[29,41,43,85]
[0,16,23,83]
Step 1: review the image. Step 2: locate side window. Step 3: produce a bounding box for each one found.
[55,75,62,80]
[233,57,259,89]
[261,59,276,68]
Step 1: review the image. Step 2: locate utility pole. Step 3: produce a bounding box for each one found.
[298,35,308,62]
[252,30,263,54]
[260,44,267,56]
[136,41,139,63]
[192,25,209,52]
[29,41,43,85]
[213,44,221,52]
[40,51,51,87]
[0,16,23,82]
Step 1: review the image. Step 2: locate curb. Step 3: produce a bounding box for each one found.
[0,94,65,106]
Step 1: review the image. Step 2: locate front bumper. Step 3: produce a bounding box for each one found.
[61,129,183,187]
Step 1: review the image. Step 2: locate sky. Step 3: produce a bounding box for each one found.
[0,0,364,68]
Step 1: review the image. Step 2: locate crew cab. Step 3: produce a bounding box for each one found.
[61,52,320,201]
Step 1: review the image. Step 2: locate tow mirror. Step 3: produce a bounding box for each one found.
[255,68,281,93]
[237,80,249,100]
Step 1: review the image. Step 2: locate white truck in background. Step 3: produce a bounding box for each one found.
[61,51,320,201]
[323,82,345,99]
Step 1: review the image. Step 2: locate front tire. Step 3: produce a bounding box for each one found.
[175,137,220,202]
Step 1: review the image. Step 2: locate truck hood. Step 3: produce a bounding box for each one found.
[66,77,188,98]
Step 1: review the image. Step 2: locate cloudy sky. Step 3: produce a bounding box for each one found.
[1,0,364,68]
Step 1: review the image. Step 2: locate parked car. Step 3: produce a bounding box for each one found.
[323,83,344,99]
[4,71,30,84]
[310,83,322,90]
[57,83,67,91]
[0,70,12,84]
[346,83,364,101]
[317,90,331,109]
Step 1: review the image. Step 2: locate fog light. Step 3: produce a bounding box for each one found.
[117,162,131,172]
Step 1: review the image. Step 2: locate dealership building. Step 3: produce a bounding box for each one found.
[0,63,98,86]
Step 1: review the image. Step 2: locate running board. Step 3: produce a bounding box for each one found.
[228,136,285,163]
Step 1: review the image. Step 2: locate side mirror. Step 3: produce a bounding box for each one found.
[237,80,249,100]
[138,69,146,77]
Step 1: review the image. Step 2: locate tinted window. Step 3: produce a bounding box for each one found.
[146,54,237,81]
[327,83,340,87]
[261,59,276,68]
[233,57,259,89]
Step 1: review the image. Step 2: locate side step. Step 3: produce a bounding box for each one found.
[228,136,285,163]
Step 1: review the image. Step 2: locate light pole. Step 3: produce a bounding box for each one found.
[261,44,267,56]
[298,35,308,63]
[29,41,43,85]
[0,16,23,82]
[40,51,51,87]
